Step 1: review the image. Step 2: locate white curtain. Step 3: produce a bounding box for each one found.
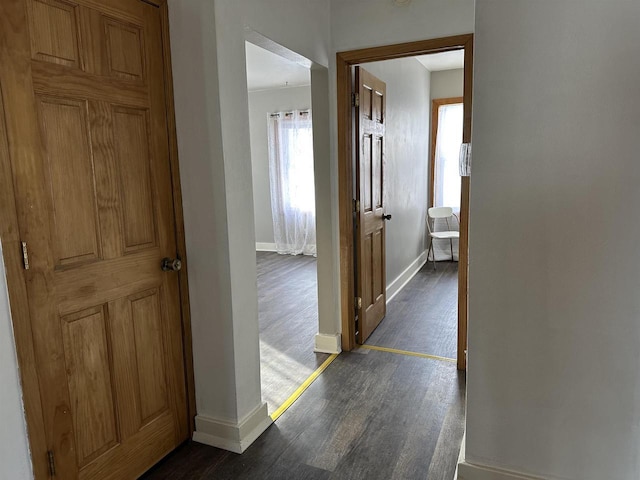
[267,110,316,256]
[432,103,463,261]
[434,103,463,212]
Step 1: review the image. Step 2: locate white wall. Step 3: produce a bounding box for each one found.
[167,0,334,449]
[464,1,640,479]
[0,248,33,480]
[430,68,464,100]
[363,58,431,288]
[248,86,312,245]
[331,0,475,52]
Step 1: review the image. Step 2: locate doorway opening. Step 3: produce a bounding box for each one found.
[337,34,473,371]
[244,41,327,416]
[350,51,464,362]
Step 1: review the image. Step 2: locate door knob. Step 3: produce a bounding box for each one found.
[382,214,392,220]
[161,257,182,272]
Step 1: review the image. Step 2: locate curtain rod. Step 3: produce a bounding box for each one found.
[270,110,310,117]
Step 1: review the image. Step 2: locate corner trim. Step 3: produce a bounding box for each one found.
[386,250,428,304]
[457,461,553,480]
[192,403,272,454]
[314,333,342,354]
[255,242,278,252]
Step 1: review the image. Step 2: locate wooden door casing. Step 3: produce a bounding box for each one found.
[355,67,387,343]
[337,34,473,371]
[0,0,190,478]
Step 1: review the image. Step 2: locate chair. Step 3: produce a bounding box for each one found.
[427,207,459,270]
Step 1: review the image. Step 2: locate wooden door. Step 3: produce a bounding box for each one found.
[0,0,188,478]
[355,67,387,343]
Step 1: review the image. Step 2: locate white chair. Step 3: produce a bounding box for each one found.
[427,207,459,270]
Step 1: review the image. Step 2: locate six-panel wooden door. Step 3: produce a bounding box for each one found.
[0,0,188,478]
[355,67,388,343]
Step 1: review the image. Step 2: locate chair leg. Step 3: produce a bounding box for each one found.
[450,239,454,262]
[428,238,436,270]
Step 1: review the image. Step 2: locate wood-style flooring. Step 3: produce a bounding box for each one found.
[366,261,458,360]
[256,252,328,415]
[143,257,463,480]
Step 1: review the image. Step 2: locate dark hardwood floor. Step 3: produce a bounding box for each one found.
[256,252,328,415]
[143,256,463,479]
[143,350,465,480]
[366,261,458,360]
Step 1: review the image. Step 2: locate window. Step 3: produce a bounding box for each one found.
[267,110,316,255]
[431,100,463,211]
[282,120,315,213]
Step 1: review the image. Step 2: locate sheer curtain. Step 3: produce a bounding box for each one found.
[432,102,463,261]
[267,110,316,256]
[434,103,463,212]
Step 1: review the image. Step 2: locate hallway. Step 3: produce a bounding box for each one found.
[366,261,458,359]
[144,261,463,479]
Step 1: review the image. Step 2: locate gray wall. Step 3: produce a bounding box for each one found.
[0,248,33,479]
[430,68,463,100]
[364,58,431,288]
[466,1,640,479]
[248,86,312,245]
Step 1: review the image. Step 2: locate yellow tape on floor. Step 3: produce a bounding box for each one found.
[358,344,456,364]
[270,353,339,422]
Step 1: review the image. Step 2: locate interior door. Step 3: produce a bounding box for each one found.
[355,67,387,343]
[0,0,188,478]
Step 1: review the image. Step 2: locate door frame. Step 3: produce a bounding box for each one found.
[0,1,195,477]
[337,34,473,370]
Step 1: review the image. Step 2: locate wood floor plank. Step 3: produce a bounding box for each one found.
[366,261,458,359]
[295,356,401,473]
[256,252,329,414]
[426,374,466,480]
[143,352,465,480]
[327,357,443,479]
[143,255,464,480]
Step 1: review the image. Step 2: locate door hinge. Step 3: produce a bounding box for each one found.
[47,450,56,477]
[353,199,360,213]
[355,297,362,310]
[352,92,359,107]
[21,241,30,270]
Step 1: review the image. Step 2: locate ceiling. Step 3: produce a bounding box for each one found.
[415,50,464,72]
[245,42,310,92]
[244,44,464,92]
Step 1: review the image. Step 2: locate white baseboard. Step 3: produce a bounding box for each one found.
[457,461,552,480]
[192,402,272,454]
[454,432,466,479]
[314,333,342,354]
[386,250,428,304]
[256,242,277,252]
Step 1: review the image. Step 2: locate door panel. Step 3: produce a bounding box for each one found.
[61,305,119,466]
[0,0,188,478]
[355,67,387,343]
[362,134,372,210]
[27,0,82,67]
[104,19,145,81]
[37,95,102,267]
[130,288,169,422]
[112,106,157,251]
